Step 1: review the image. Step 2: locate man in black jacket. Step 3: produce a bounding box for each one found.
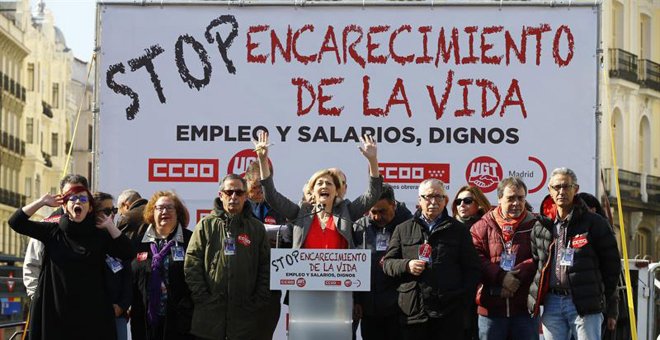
[116,189,148,240]
[354,184,412,340]
[383,178,481,340]
[527,167,621,340]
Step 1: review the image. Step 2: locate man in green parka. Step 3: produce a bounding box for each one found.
[184,174,271,340]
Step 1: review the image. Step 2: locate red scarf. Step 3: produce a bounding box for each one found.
[492,206,527,243]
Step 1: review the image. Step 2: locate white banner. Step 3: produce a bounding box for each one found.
[270,249,371,291]
[97,4,598,226]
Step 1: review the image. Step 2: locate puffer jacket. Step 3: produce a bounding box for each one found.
[184,198,270,340]
[261,174,382,249]
[470,210,537,317]
[382,209,481,324]
[527,196,621,316]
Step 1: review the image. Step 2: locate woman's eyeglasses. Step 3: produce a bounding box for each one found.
[454,197,474,206]
[101,207,118,216]
[68,195,89,203]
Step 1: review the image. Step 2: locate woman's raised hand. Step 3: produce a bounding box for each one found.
[96,214,115,230]
[253,131,270,159]
[41,193,63,208]
[358,134,377,162]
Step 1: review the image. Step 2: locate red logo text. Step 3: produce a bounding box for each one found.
[149,159,219,182]
[379,163,450,183]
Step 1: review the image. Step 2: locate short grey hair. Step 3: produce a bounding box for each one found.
[117,189,141,206]
[219,174,247,191]
[418,178,446,196]
[549,167,579,185]
[496,177,527,199]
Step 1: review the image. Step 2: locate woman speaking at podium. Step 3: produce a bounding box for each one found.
[253,131,382,249]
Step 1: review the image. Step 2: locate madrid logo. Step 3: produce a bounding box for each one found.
[465,156,503,193]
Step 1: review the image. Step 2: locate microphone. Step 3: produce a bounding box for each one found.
[274,203,325,249]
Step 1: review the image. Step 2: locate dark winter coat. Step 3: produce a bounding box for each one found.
[382,209,481,324]
[130,225,194,340]
[527,197,621,316]
[9,209,134,340]
[184,198,270,340]
[354,202,413,317]
[118,198,148,241]
[470,211,537,317]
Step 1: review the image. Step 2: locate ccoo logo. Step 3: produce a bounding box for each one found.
[465,156,503,193]
[378,163,450,184]
[149,159,218,182]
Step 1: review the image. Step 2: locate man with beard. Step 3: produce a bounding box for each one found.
[354,184,412,339]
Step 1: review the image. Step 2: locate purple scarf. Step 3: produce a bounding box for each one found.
[147,239,176,325]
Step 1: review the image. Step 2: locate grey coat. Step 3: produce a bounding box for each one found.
[260,175,383,249]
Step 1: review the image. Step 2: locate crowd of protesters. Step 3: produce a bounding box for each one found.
[9,133,622,340]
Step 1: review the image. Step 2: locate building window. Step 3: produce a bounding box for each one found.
[88,162,93,189]
[25,177,32,199]
[35,175,41,198]
[26,118,33,143]
[88,125,93,151]
[27,63,35,91]
[640,15,651,59]
[51,133,58,156]
[52,83,60,108]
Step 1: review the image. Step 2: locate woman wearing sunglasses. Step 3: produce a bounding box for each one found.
[94,192,133,340]
[8,185,134,340]
[451,185,492,340]
[130,191,194,340]
[451,185,492,229]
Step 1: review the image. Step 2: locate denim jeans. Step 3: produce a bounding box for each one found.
[541,293,603,340]
[477,314,539,340]
[115,318,128,340]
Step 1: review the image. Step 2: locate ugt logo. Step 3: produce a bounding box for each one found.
[465,156,502,193]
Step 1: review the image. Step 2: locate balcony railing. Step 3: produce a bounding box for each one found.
[609,48,639,83]
[603,168,660,204]
[0,189,27,208]
[42,101,53,118]
[639,59,660,92]
[0,132,25,155]
[0,72,26,102]
[42,151,52,168]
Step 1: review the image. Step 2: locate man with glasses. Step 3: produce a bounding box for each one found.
[528,168,621,340]
[470,177,539,339]
[383,178,480,340]
[185,174,271,340]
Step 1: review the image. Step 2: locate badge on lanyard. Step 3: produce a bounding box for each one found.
[171,245,185,261]
[500,240,517,271]
[105,255,124,273]
[560,247,575,266]
[376,231,389,251]
[418,241,432,263]
[224,237,236,256]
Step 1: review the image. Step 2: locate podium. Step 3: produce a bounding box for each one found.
[270,249,371,340]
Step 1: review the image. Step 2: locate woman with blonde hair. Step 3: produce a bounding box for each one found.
[254,131,382,249]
